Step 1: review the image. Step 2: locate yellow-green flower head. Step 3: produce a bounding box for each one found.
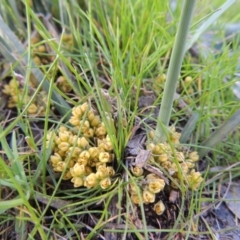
[27,103,38,114]
[187,170,203,191]
[50,152,62,166]
[67,146,82,158]
[70,163,86,177]
[180,162,189,174]
[79,102,89,113]
[90,115,101,127]
[71,176,84,188]
[156,153,168,163]
[99,152,111,163]
[54,161,67,172]
[175,151,185,162]
[69,116,80,126]
[131,166,144,177]
[77,150,90,166]
[96,165,109,179]
[106,166,115,177]
[188,151,199,162]
[68,160,75,168]
[146,173,160,180]
[186,160,195,169]
[147,178,165,193]
[58,142,71,152]
[161,160,172,169]
[95,123,107,138]
[79,120,90,132]
[83,128,94,138]
[131,193,141,205]
[129,183,141,194]
[77,137,89,148]
[168,162,178,175]
[88,147,100,159]
[58,131,71,142]
[87,110,95,122]
[142,190,155,204]
[63,170,72,180]
[72,106,83,118]
[100,177,111,189]
[154,200,165,215]
[59,125,68,133]
[84,173,98,188]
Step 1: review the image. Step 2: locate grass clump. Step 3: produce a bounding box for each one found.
[0,0,240,239]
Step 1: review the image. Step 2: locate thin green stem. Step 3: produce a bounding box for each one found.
[154,0,196,143]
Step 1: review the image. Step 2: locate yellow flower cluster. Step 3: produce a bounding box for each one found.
[130,173,165,207]
[31,34,72,93]
[2,78,47,115]
[2,33,74,113]
[148,127,203,191]
[47,102,115,189]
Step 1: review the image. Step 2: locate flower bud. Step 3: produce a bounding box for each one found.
[59,125,68,133]
[149,131,155,139]
[71,177,84,187]
[63,170,72,180]
[77,137,89,148]
[148,143,155,151]
[59,131,71,142]
[96,165,108,179]
[157,154,168,163]
[46,131,56,141]
[131,166,143,177]
[72,106,83,117]
[69,116,80,126]
[100,178,111,189]
[83,128,94,138]
[188,151,199,162]
[175,151,185,162]
[84,173,98,188]
[99,152,111,163]
[180,162,189,174]
[90,116,101,127]
[187,170,203,191]
[142,190,155,204]
[88,147,100,158]
[186,160,195,169]
[79,102,88,113]
[67,146,82,158]
[87,110,95,122]
[148,179,165,193]
[107,166,115,177]
[54,161,67,172]
[50,153,62,165]
[27,103,38,114]
[58,142,70,152]
[95,123,107,138]
[131,194,141,205]
[70,163,85,177]
[77,157,88,166]
[80,120,90,132]
[154,200,165,215]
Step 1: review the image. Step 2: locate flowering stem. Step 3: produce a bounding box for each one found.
[154,0,197,143]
